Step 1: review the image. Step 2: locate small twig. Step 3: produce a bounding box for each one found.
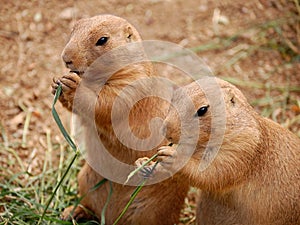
[15,13,26,78]
[6,147,26,174]
[22,109,32,148]
[0,121,8,148]
[46,129,53,170]
[0,30,18,39]
[294,0,300,19]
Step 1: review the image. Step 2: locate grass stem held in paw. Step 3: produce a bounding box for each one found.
[51,84,77,152]
[124,153,158,185]
[39,84,80,224]
[113,161,159,225]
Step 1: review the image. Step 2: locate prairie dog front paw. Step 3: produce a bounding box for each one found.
[51,73,81,111]
[135,157,158,178]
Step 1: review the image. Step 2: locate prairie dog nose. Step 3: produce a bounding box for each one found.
[62,51,76,70]
[62,50,72,64]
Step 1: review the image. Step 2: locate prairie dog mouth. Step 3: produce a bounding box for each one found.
[70,70,84,77]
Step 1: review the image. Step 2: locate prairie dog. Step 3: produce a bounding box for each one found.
[137,77,300,225]
[52,14,189,224]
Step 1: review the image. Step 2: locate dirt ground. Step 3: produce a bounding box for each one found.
[0,0,299,223]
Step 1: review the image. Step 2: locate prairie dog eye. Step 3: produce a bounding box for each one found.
[96,37,109,46]
[196,105,209,117]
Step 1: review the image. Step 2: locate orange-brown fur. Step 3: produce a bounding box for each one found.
[52,15,189,224]
[138,78,300,225]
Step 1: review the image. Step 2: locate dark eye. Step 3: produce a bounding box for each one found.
[96,37,108,46]
[196,105,209,117]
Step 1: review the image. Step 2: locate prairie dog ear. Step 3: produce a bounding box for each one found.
[223,85,249,106]
[223,87,236,105]
[124,26,134,42]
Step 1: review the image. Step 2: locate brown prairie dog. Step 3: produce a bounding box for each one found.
[51,14,189,224]
[137,77,300,225]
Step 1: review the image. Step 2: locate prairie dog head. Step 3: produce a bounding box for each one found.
[62,14,142,76]
[163,77,260,154]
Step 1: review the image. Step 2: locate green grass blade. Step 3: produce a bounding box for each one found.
[112,179,146,225]
[91,178,108,192]
[69,178,108,219]
[51,84,77,151]
[39,84,80,224]
[101,181,113,225]
[124,153,158,185]
[38,152,79,224]
[113,161,159,225]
